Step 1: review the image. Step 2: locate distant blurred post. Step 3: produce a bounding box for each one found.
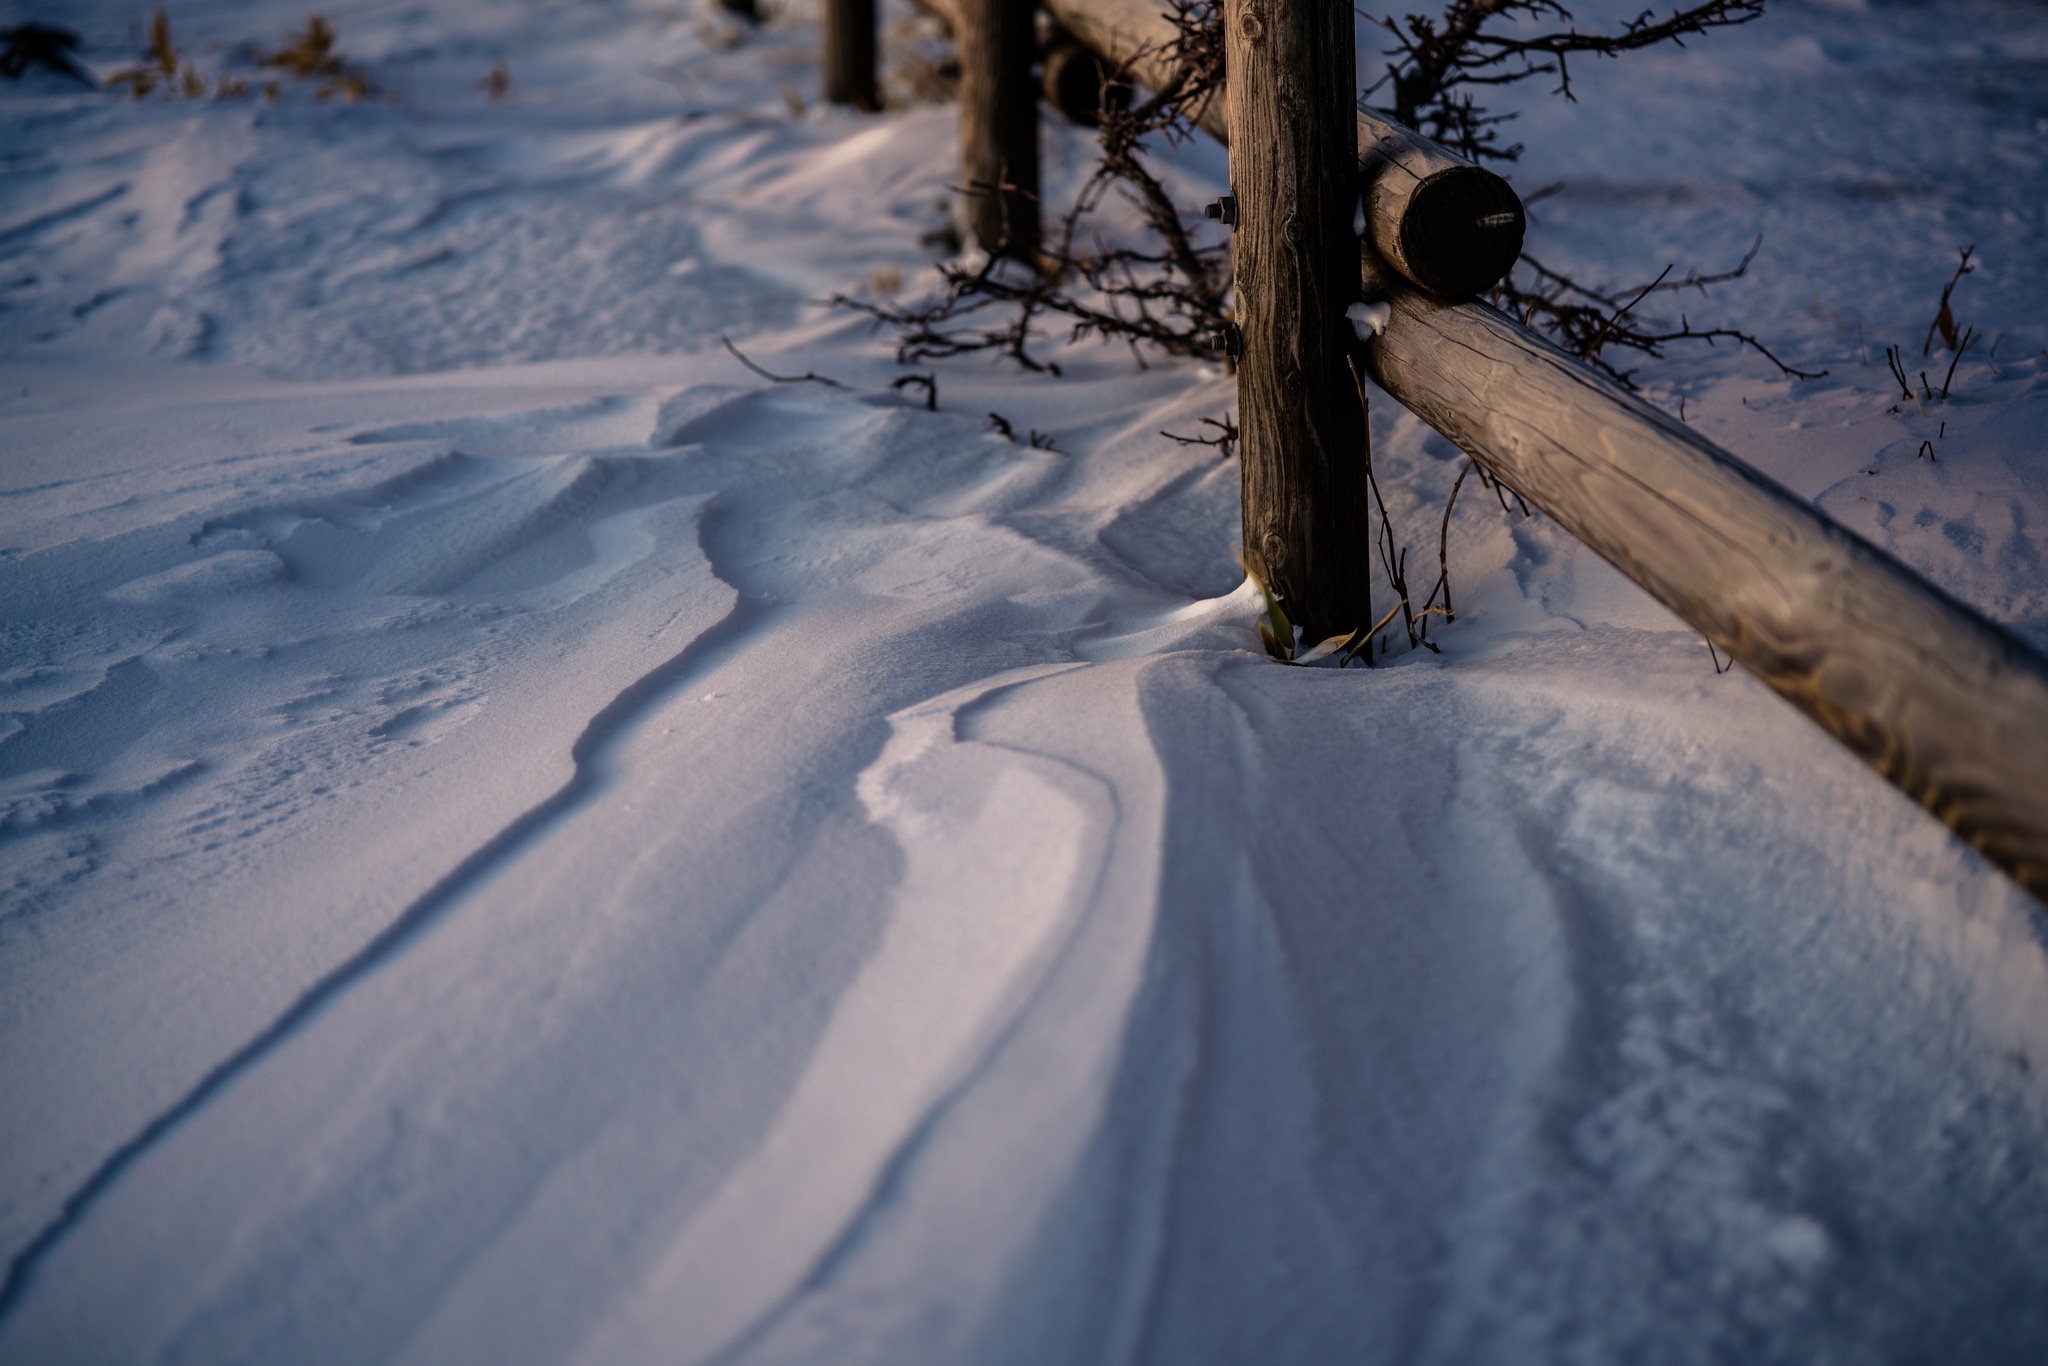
[956,0,1039,257]
[824,0,878,108]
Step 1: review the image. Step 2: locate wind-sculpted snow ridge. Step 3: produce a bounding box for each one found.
[4,0,2048,1361]
[0,377,740,1299]
[0,371,1191,1361]
[5,359,2044,1363]
[0,524,749,1322]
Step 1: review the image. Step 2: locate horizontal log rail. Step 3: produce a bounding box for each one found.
[907,0,2048,899]
[1374,290,2048,899]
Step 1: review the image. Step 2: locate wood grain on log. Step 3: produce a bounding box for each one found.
[1366,287,2048,899]
[1225,0,1369,639]
[823,0,878,110]
[956,0,1040,257]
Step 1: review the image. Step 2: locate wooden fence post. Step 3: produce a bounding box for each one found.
[956,0,1040,257]
[1225,0,1369,641]
[824,0,878,109]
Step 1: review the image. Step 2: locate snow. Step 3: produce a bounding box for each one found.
[2,0,2046,1360]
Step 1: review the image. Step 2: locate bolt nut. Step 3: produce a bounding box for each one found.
[1203,194,1239,229]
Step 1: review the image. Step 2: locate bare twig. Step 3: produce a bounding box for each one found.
[1473,463,1532,518]
[891,373,939,410]
[1495,246,1822,390]
[1579,263,1672,364]
[1940,328,1974,400]
[1366,1,1765,165]
[1885,344,1914,401]
[1422,459,1472,621]
[1346,353,1453,659]
[1923,244,1977,358]
[1160,414,1238,458]
[983,410,1062,451]
[720,336,849,389]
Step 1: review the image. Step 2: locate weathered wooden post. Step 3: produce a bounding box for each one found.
[823,0,878,109]
[956,0,1040,257]
[1224,0,1369,641]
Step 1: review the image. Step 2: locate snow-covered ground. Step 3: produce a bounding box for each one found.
[2,0,2045,1360]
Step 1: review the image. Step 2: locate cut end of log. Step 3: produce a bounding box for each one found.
[1394,167,1526,299]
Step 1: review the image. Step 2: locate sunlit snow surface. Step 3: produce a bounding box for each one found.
[2,0,2046,1361]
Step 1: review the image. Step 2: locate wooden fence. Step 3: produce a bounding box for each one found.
[825,0,2048,901]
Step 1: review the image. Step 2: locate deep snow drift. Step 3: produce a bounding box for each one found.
[2,0,2046,1361]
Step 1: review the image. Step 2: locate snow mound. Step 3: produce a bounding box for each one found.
[2,0,2045,1362]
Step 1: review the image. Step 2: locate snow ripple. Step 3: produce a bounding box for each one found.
[0,506,747,1331]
